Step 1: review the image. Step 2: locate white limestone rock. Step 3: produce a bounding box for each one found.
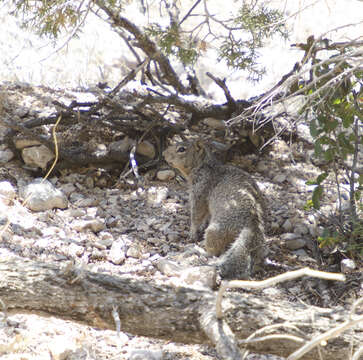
[20,178,68,211]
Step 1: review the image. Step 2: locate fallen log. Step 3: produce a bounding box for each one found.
[0,255,360,359]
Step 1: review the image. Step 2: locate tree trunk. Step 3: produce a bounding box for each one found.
[0,256,359,359]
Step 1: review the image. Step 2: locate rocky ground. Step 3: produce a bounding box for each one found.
[0,82,361,359]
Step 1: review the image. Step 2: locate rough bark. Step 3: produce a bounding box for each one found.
[0,256,360,360]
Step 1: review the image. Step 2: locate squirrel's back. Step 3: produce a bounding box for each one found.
[163,140,266,279]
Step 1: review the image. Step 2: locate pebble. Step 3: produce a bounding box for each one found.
[180,266,217,289]
[341,259,356,273]
[59,183,76,196]
[66,243,84,257]
[282,219,293,232]
[155,259,183,277]
[105,216,118,228]
[137,140,156,158]
[203,117,226,129]
[64,208,86,218]
[127,245,141,259]
[129,349,163,360]
[74,197,99,208]
[48,336,77,360]
[0,148,14,163]
[108,239,126,265]
[0,181,16,205]
[285,238,306,250]
[273,173,287,183]
[21,145,55,170]
[20,178,68,211]
[98,231,114,247]
[294,223,309,235]
[72,219,105,233]
[281,233,299,241]
[156,169,175,181]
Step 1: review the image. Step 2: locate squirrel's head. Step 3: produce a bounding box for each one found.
[163,140,208,179]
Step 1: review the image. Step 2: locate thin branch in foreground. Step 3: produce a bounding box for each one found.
[216,268,346,319]
[352,346,363,360]
[287,302,363,360]
[238,322,306,359]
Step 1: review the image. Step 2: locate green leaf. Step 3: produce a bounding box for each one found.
[316,172,328,184]
[324,118,339,132]
[317,113,326,125]
[304,199,314,210]
[306,179,317,185]
[324,148,335,161]
[310,119,319,138]
[314,139,323,156]
[312,185,323,209]
[354,190,361,201]
[342,114,354,128]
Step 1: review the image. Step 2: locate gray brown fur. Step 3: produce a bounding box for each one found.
[163,140,266,279]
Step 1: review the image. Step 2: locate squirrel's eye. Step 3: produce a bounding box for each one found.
[177,146,186,153]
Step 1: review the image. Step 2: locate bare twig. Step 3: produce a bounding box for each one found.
[287,297,363,360]
[216,268,345,319]
[94,0,189,94]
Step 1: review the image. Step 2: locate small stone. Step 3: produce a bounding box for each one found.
[84,176,94,189]
[20,178,68,211]
[0,181,16,205]
[341,259,356,274]
[285,238,306,250]
[294,223,309,235]
[256,161,268,172]
[48,336,76,360]
[98,231,114,247]
[108,239,126,265]
[282,219,293,232]
[292,249,310,259]
[270,222,280,232]
[281,233,300,241]
[0,148,14,163]
[0,212,8,225]
[72,219,105,233]
[109,137,133,154]
[104,331,129,347]
[273,173,287,183]
[156,169,175,181]
[59,183,76,196]
[94,241,107,250]
[137,141,156,158]
[65,208,86,218]
[147,186,169,205]
[105,216,118,228]
[22,145,55,170]
[155,187,169,204]
[129,349,163,360]
[180,266,217,289]
[203,117,226,129]
[14,137,41,149]
[167,232,179,242]
[74,197,99,207]
[127,245,141,259]
[155,259,183,276]
[67,243,84,257]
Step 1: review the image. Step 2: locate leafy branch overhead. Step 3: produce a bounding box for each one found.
[12,0,287,79]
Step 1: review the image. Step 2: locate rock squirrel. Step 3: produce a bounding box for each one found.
[163,140,266,279]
